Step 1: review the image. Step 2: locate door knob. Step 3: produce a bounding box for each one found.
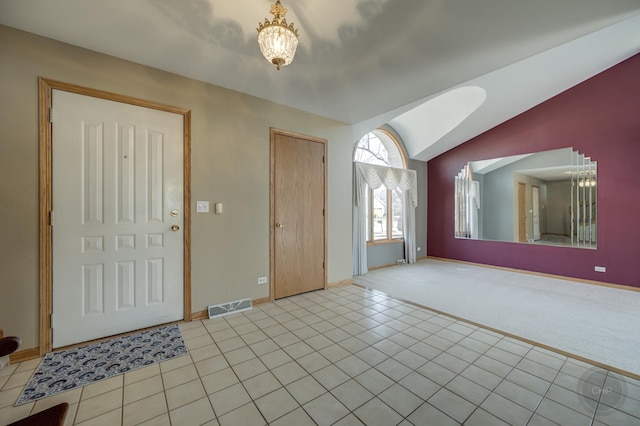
[276,223,284,228]
[171,225,180,231]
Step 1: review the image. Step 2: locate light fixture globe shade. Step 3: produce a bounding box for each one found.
[258,25,298,70]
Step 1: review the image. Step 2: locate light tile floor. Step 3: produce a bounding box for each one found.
[1,285,639,425]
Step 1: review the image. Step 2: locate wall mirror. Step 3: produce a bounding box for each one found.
[455,148,597,248]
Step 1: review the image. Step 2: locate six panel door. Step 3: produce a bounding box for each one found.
[51,90,184,348]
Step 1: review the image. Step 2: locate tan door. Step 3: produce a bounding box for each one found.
[271,130,326,299]
[518,182,527,242]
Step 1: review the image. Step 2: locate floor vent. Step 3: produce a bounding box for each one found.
[208,298,252,319]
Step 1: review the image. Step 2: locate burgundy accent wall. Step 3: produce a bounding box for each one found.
[427,53,640,288]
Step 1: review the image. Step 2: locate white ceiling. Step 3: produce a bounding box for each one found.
[2,0,639,161]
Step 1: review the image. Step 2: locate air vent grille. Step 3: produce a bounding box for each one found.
[208,298,252,319]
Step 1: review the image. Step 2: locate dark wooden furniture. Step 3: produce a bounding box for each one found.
[8,403,69,426]
[0,336,21,358]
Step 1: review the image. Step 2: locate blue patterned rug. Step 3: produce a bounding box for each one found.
[16,324,187,405]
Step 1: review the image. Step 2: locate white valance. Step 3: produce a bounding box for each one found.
[354,162,417,207]
[353,162,418,276]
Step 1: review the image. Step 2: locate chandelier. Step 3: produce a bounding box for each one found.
[257,0,299,70]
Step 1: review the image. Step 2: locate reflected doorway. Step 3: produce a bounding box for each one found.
[518,182,526,242]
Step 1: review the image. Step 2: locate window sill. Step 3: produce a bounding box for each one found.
[367,239,404,247]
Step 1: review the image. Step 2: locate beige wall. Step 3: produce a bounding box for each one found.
[0,25,354,350]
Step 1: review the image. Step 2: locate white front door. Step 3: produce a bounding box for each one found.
[532,185,541,240]
[51,90,184,348]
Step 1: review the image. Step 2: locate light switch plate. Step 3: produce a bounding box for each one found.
[196,201,209,213]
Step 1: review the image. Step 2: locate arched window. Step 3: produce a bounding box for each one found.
[354,130,407,243]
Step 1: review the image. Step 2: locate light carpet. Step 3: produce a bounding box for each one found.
[16,324,187,405]
[353,258,640,377]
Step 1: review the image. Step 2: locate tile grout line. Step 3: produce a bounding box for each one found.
[589,370,609,426]
[454,334,529,425]
[302,289,468,424]
[523,351,565,425]
[343,288,507,425]
[206,315,266,424]
[266,295,363,425]
[253,291,386,424]
[183,292,609,426]
[8,283,637,425]
[359,286,570,425]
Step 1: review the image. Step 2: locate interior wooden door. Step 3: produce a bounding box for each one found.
[271,130,326,299]
[518,182,527,242]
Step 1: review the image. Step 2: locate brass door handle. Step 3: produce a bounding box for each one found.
[171,225,180,231]
[276,223,284,228]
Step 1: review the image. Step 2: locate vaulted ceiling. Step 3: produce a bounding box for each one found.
[2,0,639,161]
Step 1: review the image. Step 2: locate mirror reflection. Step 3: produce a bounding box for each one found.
[455,148,597,248]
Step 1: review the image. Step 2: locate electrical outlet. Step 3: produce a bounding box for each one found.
[594,266,606,273]
[397,259,406,264]
[257,276,268,285]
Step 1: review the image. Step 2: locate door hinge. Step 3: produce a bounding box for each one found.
[322,156,325,163]
[49,211,54,226]
[322,209,325,216]
[50,313,54,328]
[322,261,325,269]
[49,107,54,123]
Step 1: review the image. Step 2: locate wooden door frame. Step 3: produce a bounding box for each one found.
[269,128,328,301]
[38,78,192,355]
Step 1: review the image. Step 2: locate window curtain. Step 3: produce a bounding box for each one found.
[353,162,418,276]
[454,165,480,239]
